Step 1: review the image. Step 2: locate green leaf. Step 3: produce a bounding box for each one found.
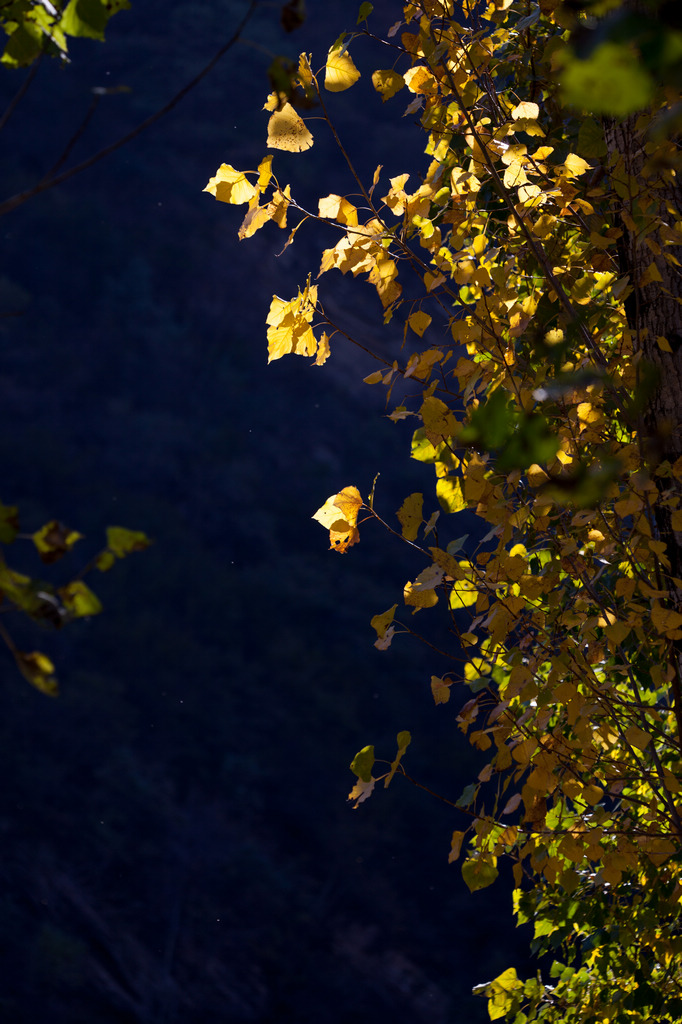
[61,0,130,41]
[462,853,499,893]
[560,42,654,116]
[1,19,42,67]
[456,782,477,809]
[350,744,375,782]
[356,1,373,24]
[577,117,608,159]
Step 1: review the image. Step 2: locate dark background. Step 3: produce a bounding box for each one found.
[0,1,533,1019]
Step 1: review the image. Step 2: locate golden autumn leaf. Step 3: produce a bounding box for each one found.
[318,194,359,226]
[404,564,443,610]
[203,164,257,205]
[325,43,361,91]
[420,395,458,445]
[511,100,539,120]
[372,68,404,101]
[312,485,363,553]
[266,280,319,362]
[314,331,330,366]
[267,102,314,152]
[238,201,271,241]
[407,310,432,337]
[397,492,423,541]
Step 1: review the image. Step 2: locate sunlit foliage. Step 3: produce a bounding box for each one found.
[207,0,682,1019]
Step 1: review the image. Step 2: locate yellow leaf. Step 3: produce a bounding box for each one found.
[266,282,319,362]
[363,370,384,384]
[651,601,682,636]
[257,154,273,189]
[448,829,465,863]
[371,604,398,639]
[267,185,292,229]
[368,251,401,308]
[267,102,314,152]
[314,331,331,366]
[640,261,663,286]
[404,564,443,609]
[436,476,466,513]
[624,724,651,750]
[312,485,363,553]
[372,68,404,101]
[562,152,591,178]
[332,485,363,525]
[403,65,437,95]
[511,100,539,119]
[421,395,457,445]
[203,164,257,205]
[15,650,58,697]
[238,200,271,241]
[325,44,361,91]
[318,194,358,226]
[449,576,478,608]
[487,968,521,1021]
[297,51,314,90]
[381,173,410,215]
[431,675,451,705]
[397,492,423,541]
[384,730,411,787]
[407,310,432,337]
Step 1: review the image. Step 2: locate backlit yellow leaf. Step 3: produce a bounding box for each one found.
[266,281,319,362]
[203,164,257,205]
[372,68,404,101]
[314,331,330,366]
[404,564,443,609]
[436,476,466,513]
[562,152,591,178]
[421,396,457,445]
[267,102,314,152]
[397,492,423,541]
[511,100,539,120]
[325,44,361,91]
[318,194,358,226]
[312,485,363,553]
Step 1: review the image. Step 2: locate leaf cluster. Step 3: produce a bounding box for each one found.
[206,0,682,1020]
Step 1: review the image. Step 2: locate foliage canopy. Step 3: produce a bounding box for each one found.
[207,0,682,1020]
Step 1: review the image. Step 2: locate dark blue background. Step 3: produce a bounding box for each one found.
[0,2,533,1019]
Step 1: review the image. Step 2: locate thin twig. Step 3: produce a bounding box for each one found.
[0,57,40,134]
[0,0,259,218]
